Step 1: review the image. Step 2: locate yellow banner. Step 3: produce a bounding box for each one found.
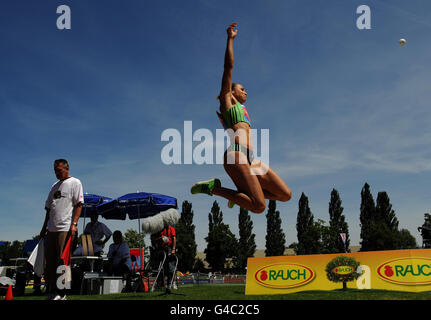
[246,249,431,294]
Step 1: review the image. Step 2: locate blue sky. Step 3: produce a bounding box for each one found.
[1,0,431,252]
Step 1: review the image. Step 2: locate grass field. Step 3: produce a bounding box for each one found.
[10,284,431,300]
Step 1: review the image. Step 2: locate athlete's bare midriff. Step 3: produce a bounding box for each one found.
[230,122,254,152]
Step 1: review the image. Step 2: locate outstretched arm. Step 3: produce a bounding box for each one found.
[219,23,238,109]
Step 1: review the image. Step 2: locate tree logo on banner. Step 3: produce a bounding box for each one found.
[325,256,361,290]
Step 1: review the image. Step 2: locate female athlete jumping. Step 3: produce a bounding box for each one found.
[191,23,291,213]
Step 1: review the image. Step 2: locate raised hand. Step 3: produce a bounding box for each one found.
[227,22,238,39]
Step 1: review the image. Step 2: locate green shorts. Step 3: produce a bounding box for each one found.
[224,143,254,165]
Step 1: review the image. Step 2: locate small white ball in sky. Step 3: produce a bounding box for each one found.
[399,38,406,46]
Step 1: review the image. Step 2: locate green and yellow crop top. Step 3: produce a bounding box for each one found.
[216,101,252,129]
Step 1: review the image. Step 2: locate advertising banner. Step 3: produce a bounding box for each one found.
[246,249,431,295]
[129,248,144,270]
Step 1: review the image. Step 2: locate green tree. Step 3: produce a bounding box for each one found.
[315,219,330,254]
[124,229,146,249]
[288,242,298,252]
[397,229,418,249]
[236,207,256,272]
[0,240,25,265]
[193,258,206,273]
[374,191,400,250]
[327,189,350,253]
[265,200,286,256]
[176,200,198,272]
[296,193,320,254]
[359,183,376,251]
[376,192,399,232]
[204,201,238,272]
[360,185,404,251]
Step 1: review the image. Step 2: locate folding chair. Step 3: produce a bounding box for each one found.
[81,234,94,257]
[75,234,105,294]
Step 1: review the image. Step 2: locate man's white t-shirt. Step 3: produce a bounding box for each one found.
[45,177,84,232]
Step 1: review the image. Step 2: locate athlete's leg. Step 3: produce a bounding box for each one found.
[212,151,266,213]
[251,159,292,202]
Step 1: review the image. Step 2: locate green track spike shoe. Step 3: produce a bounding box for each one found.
[190,178,221,196]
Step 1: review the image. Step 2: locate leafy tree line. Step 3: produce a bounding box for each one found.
[198,182,418,271]
[296,189,351,255]
[177,200,260,273]
[295,183,417,255]
[0,241,25,266]
[359,183,417,251]
[123,184,418,272]
[203,199,288,273]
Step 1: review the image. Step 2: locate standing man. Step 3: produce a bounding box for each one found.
[40,159,83,300]
[155,223,177,290]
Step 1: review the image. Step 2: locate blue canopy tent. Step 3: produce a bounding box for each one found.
[96,192,179,269]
